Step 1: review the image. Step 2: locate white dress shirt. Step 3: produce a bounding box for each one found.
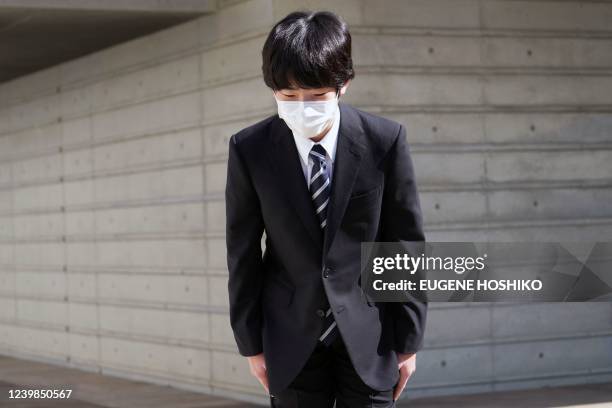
[291,104,340,186]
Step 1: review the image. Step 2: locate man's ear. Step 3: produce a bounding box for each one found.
[340,80,350,96]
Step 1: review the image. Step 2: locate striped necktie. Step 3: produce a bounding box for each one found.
[309,143,338,347]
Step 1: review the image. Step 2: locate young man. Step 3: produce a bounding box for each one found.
[225,10,427,408]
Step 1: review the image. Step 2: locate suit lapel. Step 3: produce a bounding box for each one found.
[268,116,324,250]
[267,102,366,259]
[323,102,366,258]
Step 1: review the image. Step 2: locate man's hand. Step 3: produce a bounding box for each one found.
[393,352,416,401]
[247,353,269,394]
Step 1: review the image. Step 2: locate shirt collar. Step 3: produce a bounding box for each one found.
[292,104,340,165]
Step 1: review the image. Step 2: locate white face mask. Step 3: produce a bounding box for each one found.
[275,91,339,139]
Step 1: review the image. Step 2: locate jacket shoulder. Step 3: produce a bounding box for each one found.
[231,114,277,149]
[345,104,404,154]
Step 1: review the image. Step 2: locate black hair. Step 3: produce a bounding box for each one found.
[262,10,354,93]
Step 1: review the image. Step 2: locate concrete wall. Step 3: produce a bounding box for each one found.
[0,0,611,404]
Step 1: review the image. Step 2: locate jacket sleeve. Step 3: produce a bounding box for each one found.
[225,133,265,357]
[380,123,428,355]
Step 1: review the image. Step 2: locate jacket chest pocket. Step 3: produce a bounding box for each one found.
[344,185,381,217]
[341,185,382,241]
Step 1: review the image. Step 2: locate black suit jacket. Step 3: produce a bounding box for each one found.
[225,101,427,395]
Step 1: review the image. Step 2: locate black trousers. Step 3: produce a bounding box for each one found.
[269,334,397,408]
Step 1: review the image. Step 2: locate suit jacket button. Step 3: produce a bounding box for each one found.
[316,309,326,317]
